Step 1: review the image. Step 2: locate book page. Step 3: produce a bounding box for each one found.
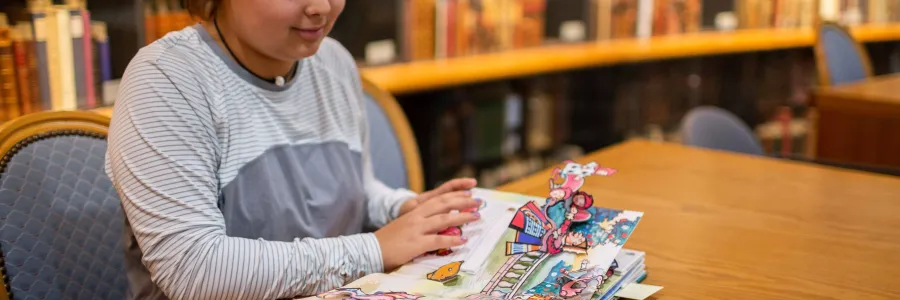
[406,193,522,274]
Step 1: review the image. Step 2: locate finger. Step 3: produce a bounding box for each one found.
[415,193,480,217]
[412,190,474,215]
[438,178,477,193]
[420,178,478,200]
[425,212,480,233]
[422,234,468,253]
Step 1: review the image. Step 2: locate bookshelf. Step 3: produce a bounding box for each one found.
[6,0,900,190]
[364,24,900,95]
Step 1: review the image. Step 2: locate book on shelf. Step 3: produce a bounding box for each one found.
[10,22,35,115]
[91,21,112,107]
[300,163,655,300]
[0,0,114,119]
[1,13,22,122]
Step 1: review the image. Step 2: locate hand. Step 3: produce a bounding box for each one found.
[374,191,481,271]
[398,178,478,216]
[566,207,577,220]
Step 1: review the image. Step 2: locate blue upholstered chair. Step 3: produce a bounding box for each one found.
[679,106,900,176]
[680,106,765,156]
[361,77,425,193]
[0,111,127,299]
[814,21,873,87]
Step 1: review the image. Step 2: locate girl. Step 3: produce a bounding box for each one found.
[105,0,481,299]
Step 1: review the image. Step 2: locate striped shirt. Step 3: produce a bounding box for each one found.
[105,24,416,300]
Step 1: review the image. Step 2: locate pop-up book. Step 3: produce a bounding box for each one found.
[309,161,643,300]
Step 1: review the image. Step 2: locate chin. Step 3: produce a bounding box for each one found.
[284,40,323,60]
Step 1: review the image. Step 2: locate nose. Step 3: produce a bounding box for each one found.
[305,0,332,17]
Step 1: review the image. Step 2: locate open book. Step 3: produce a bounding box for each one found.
[307,161,643,300]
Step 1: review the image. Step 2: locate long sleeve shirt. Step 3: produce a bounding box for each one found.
[104,24,416,300]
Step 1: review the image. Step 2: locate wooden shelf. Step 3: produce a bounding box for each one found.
[361,24,900,95]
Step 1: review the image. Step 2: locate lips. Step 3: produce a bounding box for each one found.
[292,26,325,40]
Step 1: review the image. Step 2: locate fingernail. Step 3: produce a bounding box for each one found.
[461,236,468,242]
[464,190,473,196]
[475,198,483,203]
[474,212,481,218]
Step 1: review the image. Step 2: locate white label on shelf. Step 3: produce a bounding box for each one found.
[365,39,396,65]
[70,16,84,38]
[560,20,586,42]
[715,12,738,31]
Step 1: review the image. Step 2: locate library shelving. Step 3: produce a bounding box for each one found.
[363,24,900,95]
[6,0,900,189]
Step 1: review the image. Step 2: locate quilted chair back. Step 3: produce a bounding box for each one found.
[814,21,873,87]
[361,78,424,193]
[0,111,126,300]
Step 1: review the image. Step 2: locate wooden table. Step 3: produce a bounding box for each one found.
[812,74,900,169]
[499,139,900,299]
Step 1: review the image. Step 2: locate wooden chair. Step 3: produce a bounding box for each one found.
[361,77,425,193]
[807,21,874,159]
[0,111,127,299]
[813,21,874,88]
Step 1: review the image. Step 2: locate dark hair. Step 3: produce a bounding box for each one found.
[186,0,220,21]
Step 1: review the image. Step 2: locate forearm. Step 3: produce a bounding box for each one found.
[141,226,383,299]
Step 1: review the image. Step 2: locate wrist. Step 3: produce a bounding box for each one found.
[372,230,401,271]
[397,196,420,217]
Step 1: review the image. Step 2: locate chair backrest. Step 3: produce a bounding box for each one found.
[0,111,126,300]
[813,21,873,87]
[680,106,765,156]
[361,77,425,193]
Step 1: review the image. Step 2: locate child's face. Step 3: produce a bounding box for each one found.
[226,0,346,61]
[574,195,585,206]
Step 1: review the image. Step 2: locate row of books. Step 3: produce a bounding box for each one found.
[0,0,113,123]
[335,0,900,65]
[138,0,900,66]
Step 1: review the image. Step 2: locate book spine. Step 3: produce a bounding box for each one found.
[434,0,446,59]
[448,0,459,57]
[1,14,22,122]
[412,0,436,61]
[11,25,33,115]
[46,8,62,111]
[92,21,112,105]
[30,8,52,112]
[68,6,88,109]
[54,7,76,111]
[24,25,42,112]
[636,0,654,38]
[82,8,95,108]
[597,0,613,40]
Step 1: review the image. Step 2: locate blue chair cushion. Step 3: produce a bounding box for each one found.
[821,25,868,86]
[364,93,410,190]
[0,135,127,299]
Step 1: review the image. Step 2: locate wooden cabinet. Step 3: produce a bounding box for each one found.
[812,74,900,168]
